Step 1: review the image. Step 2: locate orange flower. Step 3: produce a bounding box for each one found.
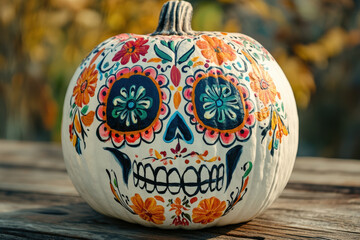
[72,64,98,107]
[243,50,278,105]
[196,35,236,65]
[130,194,165,224]
[169,197,188,216]
[192,197,226,224]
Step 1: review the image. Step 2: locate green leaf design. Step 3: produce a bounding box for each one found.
[243,161,252,178]
[154,44,172,62]
[187,61,193,66]
[168,41,175,52]
[253,52,259,60]
[114,178,118,188]
[183,213,191,222]
[160,40,167,48]
[72,103,76,108]
[178,46,195,64]
[81,105,89,115]
[281,102,284,112]
[70,109,73,118]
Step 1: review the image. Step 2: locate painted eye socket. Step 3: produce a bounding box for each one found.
[192,75,246,132]
[106,75,161,132]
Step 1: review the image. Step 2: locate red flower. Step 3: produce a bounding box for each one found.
[112,38,149,65]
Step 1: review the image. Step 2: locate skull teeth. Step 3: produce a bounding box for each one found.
[133,160,225,197]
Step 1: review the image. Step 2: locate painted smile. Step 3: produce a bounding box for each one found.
[132,160,224,197]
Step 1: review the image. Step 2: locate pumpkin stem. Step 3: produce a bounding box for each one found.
[151,0,194,36]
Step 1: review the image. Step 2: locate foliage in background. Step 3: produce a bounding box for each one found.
[1,0,360,158]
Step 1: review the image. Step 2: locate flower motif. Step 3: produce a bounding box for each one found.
[130,194,165,225]
[112,38,149,65]
[196,35,236,65]
[183,68,255,147]
[192,197,226,224]
[111,85,153,127]
[200,84,241,123]
[96,65,170,148]
[69,62,97,155]
[242,50,278,105]
[72,63,98,107]
[169,197,188,217]
[249,64,277,105]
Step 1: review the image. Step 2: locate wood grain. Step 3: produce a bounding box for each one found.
[0,140,359,239]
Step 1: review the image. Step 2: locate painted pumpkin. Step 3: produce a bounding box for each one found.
[61,0,298,229]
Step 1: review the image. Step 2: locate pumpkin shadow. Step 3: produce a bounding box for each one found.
[0,202,255,239]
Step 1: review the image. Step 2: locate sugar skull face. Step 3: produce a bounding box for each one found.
[63,31,296,228]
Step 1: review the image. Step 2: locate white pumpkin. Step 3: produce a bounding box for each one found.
[61,0,298,229]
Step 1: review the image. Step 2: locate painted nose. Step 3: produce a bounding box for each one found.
[163,111,194,144]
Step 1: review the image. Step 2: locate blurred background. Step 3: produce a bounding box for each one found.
[0,0,359,159]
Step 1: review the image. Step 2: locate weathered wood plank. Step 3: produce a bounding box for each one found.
[290,157,360,187]
[0,189,83,213]
[0,140,65,171]
[0,141,359,239]
[0,167,77,196]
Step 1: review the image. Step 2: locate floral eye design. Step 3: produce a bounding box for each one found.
[96,65,170,148]
[194,76,246,131]
[183,68,255,147]
[107,79,159,132]
[111,85,152,128]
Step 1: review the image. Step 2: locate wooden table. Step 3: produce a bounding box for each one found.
[0,140,359,239]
